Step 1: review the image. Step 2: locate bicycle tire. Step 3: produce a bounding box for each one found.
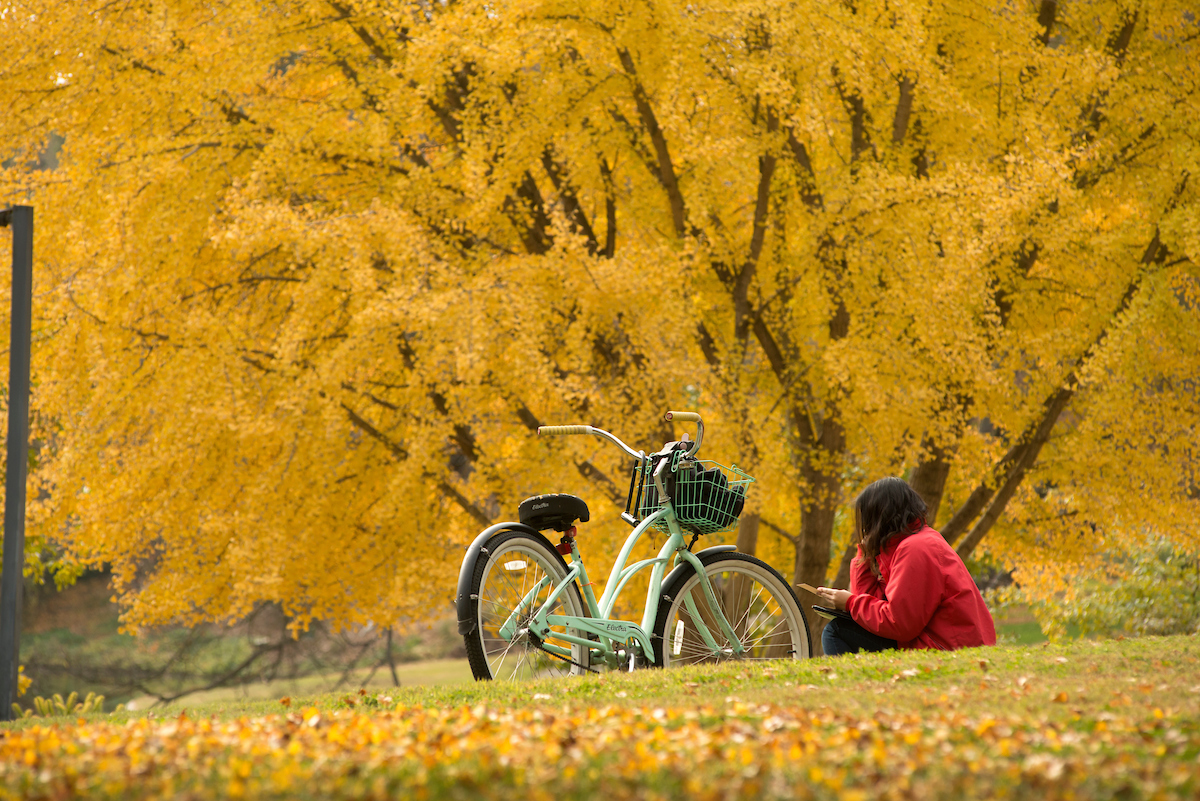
[652,552,811,667]
[463,530,590,681]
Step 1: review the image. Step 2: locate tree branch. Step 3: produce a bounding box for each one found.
[949,196,1183,557]
[512,402,624,505]
[504,171,554,255]
[617,47,686,236]
[833,67,874,167]
[735,108,778,340]
[786,130,825,211]
[759,516,799,545]
[540,147,601,254]
[599,155,618,258]
[343,403,409,460]
[434,477,492,527]
[891,74,916,145]
[1036,0,1058,45]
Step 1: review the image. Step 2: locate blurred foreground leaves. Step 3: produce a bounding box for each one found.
[2,637,1198,800]
[1,696,1195,800]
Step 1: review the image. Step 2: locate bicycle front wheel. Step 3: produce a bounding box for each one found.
[652,552,811,667]
[463,530,590,681]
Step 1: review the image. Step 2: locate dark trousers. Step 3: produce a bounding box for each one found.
[821,616,897,657]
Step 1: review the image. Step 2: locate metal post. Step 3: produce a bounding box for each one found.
[0,206,32,721]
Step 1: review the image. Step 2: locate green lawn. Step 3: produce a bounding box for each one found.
[996,615,1050,645]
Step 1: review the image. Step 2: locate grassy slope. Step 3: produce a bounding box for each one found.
[2,635,1198,799]
[33,615,1043,711]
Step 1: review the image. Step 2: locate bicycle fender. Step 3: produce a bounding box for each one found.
[456,521,542,636]
[659,544,737,599]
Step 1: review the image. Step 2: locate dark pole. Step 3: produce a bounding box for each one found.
[0,206,32,721]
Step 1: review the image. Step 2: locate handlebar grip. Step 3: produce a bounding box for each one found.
[665,411,701,423]
[538,425,593,437]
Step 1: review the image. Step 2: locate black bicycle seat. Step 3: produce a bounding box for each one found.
[518,494,590,532]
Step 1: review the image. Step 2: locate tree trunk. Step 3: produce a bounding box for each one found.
[735,513,760,556]
[793,499,838,657]
[792,497,838,590]
[790,416,845,656]
[830,543,856,590]
[909,445,952,526]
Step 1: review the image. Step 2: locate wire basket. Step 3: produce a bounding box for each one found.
[635,453,754,536]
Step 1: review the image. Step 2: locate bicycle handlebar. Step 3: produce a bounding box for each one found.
[538,424,643,460]
[537,425,592,436]
[665,411,703,457]
[538,410,705,462]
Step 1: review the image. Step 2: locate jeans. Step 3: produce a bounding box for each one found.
[821,616,897,657]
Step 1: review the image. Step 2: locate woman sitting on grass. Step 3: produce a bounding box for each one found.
[816,476,996,656]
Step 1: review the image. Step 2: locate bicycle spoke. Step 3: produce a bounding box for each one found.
[659,559,807,666]
[744,618,792,642]
[674,641,718,658]
[740,619,791,650]
[491,634,521,675]
[509,645,530,680]
[712,576,784,648]
[739,608,784,641]
[466,532,591,681]
[729,584,769,633]
[732,602,789,654]
[497,560,527,601]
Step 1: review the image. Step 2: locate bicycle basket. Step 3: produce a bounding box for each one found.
[635,454,753,536]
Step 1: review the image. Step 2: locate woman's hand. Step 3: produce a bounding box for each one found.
[816,587,851,611]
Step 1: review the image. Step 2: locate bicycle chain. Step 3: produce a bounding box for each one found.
[528,630,601,674]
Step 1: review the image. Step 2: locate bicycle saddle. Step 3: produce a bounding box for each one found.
[518,493,590,532]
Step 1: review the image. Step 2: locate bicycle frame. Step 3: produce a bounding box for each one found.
[516,499,746,669]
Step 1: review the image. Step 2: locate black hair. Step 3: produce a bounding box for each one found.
[854,476,928,577]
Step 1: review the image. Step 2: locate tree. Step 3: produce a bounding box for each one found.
[1,0,1196,639]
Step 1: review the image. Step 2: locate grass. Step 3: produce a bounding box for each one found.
[993,604,1049,645]
[2,634,1198,799]
[996,619,1049,645]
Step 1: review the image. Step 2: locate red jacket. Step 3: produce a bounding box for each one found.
[846,526,996,651]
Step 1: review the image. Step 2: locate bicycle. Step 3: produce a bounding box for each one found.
[455,411,812,680]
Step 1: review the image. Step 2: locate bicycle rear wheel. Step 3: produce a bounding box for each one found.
[652,552,810,667]
[463,530,590,680]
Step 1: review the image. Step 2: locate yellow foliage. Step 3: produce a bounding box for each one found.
[0,0,1195,630]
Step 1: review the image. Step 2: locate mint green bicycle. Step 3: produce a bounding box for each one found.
[456,411,811,680]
